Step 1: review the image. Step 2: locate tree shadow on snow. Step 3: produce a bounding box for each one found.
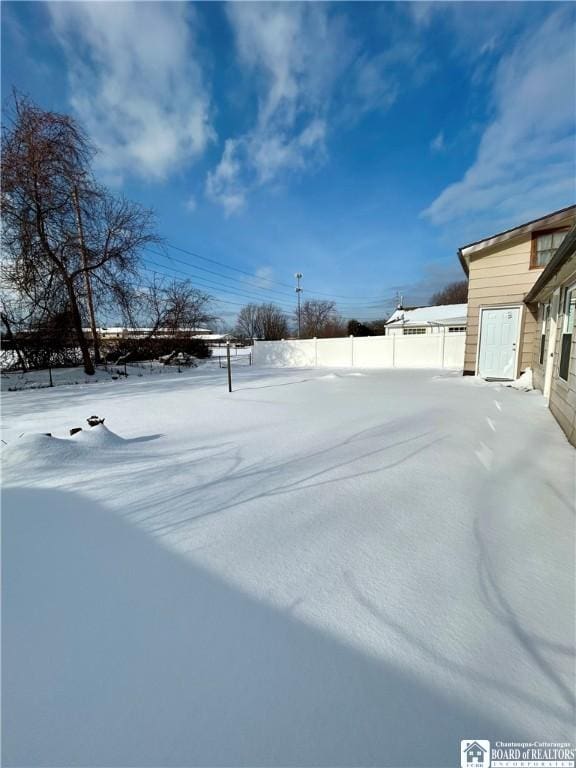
[3,487,522,768]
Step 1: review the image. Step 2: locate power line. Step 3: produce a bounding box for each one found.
[141,261,297,311]
[147,247,394,310]
[144,248,394,312]
[161,240,397,301]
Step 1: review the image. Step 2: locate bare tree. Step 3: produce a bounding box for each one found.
[256,303,288,340]
[235,303,288,340]
[235,303,261,340]
[298,299,343,338]
[429,280,468,305]
[137,277,215,337]
[1,94,157,374]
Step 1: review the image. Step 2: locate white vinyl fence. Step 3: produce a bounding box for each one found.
[253,332,465,370]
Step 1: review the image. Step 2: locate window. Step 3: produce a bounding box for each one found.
[539,303,550,366]
[403,327,426,335]
[448,326,465,333]
[531,229,568,268]
[559,285,575,381]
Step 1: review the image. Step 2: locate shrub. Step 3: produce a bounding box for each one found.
[103,336,212,363]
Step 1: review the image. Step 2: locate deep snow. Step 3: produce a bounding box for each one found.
[2,366,575,766]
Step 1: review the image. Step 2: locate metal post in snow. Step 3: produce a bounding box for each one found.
[226,341,232,393]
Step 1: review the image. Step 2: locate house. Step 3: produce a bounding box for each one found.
[385,304,467,335]
[462,741,487,765]
[457,204,576,447]
[525,224,576,446]
[458,205,576,380]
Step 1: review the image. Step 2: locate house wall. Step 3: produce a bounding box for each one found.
[531,259,576,446]
[464,234,541,375]
[549,326,576,446]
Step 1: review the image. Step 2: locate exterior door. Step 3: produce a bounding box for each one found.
[478,307,520,379]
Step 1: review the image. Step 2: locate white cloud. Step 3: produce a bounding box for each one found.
[184,195,197,213]
[206,4,410,214]
[48,2,214,182]
[423,9,576,229]
[430,131,445,153]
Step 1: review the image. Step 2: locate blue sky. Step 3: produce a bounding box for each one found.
[2,1,575,325]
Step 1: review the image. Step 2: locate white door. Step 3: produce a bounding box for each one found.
[478,307,520,379]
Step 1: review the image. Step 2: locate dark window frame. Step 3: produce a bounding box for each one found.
[530,228,570,270]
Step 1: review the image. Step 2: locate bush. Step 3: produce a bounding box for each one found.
[103,336,212,363]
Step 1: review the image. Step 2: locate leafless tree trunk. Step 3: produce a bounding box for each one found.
[72,184,100,363]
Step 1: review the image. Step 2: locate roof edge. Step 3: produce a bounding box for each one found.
[459,204,576,255]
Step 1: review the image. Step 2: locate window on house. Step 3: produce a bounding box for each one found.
[448,326,465,333]
[403,327,426,335]
[559,285,575,381]
[531,229,568,268]
[539,303,550,366]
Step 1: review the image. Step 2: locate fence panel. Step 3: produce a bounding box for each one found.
[316,338,351,367]
[352,336,395,367]
[252,339,316,367]
[394,335,442,368]
[253,333,465,370]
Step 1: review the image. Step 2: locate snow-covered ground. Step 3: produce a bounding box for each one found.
[2,367,575,766]
[1,350,251,391]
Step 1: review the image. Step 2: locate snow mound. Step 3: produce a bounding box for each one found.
[71,424,125,447]
[2,433,78,468]
[507,367,534,391]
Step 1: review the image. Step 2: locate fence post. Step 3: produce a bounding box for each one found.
[350,335,354,368]
[226,342,232,392]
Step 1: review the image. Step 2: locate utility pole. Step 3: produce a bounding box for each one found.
[72,184,101,364]
[295,272,303,338]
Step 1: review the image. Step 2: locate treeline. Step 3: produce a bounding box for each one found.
[234,300,388,340]
[1,95,214,373]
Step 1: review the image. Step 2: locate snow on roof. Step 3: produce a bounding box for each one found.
[193,334,229,341]
[386,304,468,327]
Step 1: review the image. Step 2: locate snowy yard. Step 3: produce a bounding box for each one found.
[2,366,575,766]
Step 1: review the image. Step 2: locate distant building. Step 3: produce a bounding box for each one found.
[384,304,467,336]
[83,326,215,340]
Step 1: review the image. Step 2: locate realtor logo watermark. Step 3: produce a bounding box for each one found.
[460,740,575,768]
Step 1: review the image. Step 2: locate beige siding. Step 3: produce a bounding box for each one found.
[529,261,576,446]
[464,234,542,374]
[549,268,576,446]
